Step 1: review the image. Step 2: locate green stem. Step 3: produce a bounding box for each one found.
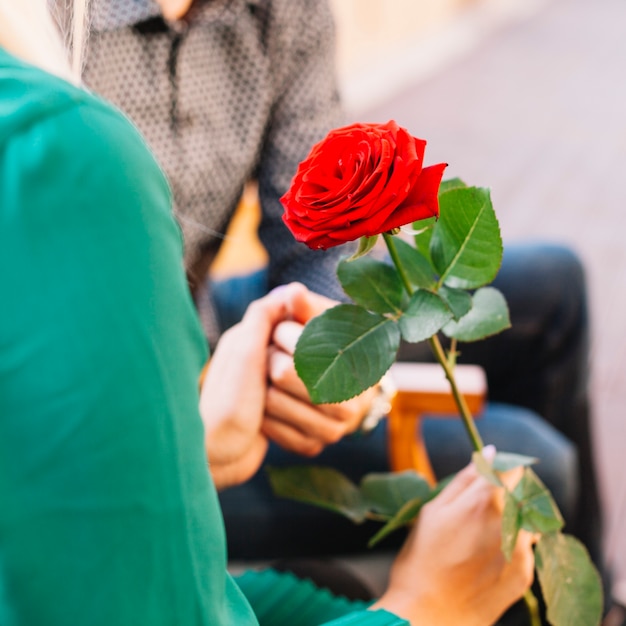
[383,233,414,296]
[428,334,484,453]
[523,589,541,626]
[385,233,539,626]
[383,233,484,453]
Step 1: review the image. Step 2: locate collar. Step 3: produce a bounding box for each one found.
[91,0,262,32]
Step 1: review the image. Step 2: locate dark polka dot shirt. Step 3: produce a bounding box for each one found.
[84,0,354,342]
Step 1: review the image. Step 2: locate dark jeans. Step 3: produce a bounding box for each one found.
[399,242,602,568]
[212,243,602,571]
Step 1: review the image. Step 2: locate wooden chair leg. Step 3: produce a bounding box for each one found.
[386,362,487,486]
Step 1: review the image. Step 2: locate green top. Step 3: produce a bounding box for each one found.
[0,49,406,626]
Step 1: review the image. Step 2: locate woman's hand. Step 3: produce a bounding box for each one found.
[200,287,293,490]
[372,452,535,626]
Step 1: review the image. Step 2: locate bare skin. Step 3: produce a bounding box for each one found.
[200,283,373,489]
[154,0,195,20]
[372,451,536,625]
[200,283,535,623]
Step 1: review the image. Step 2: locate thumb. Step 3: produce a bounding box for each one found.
[276,282,338,323]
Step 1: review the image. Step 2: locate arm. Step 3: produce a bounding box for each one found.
[0,71,254,624]
[256,0,355,299]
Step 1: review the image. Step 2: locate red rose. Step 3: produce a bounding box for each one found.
[280,120,447,250]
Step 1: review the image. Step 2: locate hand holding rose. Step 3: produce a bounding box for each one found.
[373,453,535,626]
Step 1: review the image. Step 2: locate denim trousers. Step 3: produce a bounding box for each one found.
[211,243,602,569]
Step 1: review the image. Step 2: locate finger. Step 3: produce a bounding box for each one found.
[267,347,311,401]
[238,288,295,338]
[261,416,325,457]
[275,281,338,323]
[492,529,536,608]
[265,386,347,444]
[498,465,525,492]
[272,320,303,355]
[210,434,270,490]
[433,461,481,505]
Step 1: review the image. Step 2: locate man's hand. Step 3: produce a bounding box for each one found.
[263,319,377,456]
[200,282,383,488]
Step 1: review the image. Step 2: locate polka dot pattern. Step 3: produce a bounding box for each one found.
[85,0,355,342]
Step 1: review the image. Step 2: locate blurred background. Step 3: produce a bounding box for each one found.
[214,0,625,589]
[330,0,625,590]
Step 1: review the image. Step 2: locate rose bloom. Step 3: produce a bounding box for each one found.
[281,120,447,250]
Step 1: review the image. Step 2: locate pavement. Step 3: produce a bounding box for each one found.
[350,0,626,596]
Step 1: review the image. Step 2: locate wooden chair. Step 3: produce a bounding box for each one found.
[386,361,487,485]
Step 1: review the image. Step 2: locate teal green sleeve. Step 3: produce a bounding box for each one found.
[0,53,257,626]
[0,51,408,626]
[235,569,409,625]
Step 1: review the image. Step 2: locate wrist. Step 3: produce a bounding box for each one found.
[352,373,396,438]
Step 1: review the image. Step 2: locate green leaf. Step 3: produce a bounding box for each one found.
[443,287,511,342]
[391,237,437,290]
[361,471,431,518]
[412,219,437,268]
[513,468,564,534]
[439,285,472,320]
[266,466,369,523]
[348,235,379,260]
[501,491,522,561]
[471,451,503,487]
[294,304,401,403]
[338,257,403,314]
[438,177,468,194]
[492,452,538,473]
[431,186,503,289]
[366,473,455,547]
[368,497,424,547]
[536,532,604,626]
[399,290,453,343]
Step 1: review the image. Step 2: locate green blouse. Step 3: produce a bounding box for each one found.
[0,48,406,626]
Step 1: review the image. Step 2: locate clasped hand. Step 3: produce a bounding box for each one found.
[200,283,535,624]
[199,282,375,490]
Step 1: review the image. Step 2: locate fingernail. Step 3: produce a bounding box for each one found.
[268,285,289,297]
[482,444,497,462]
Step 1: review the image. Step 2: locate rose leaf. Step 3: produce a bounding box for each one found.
[294,304,401,404]
[438,177,468,194]
[438,284,472,320]
[360,471,432,518]
[368,497,425,548]
[266,465,369,523]
[348,235,379,261]
[392,237,437,290]
[431,186,503,289]
[399,290,453,343]
[338,257,404,314]
[501,490,522,561]
[513,468,564,534]
[536,532,604,626]
[442,287,510,342]
[492,451,538,472]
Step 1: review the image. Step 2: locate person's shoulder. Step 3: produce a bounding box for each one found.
[0,48,158,165]
[0,47,168,195]
[0,49,91,142]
